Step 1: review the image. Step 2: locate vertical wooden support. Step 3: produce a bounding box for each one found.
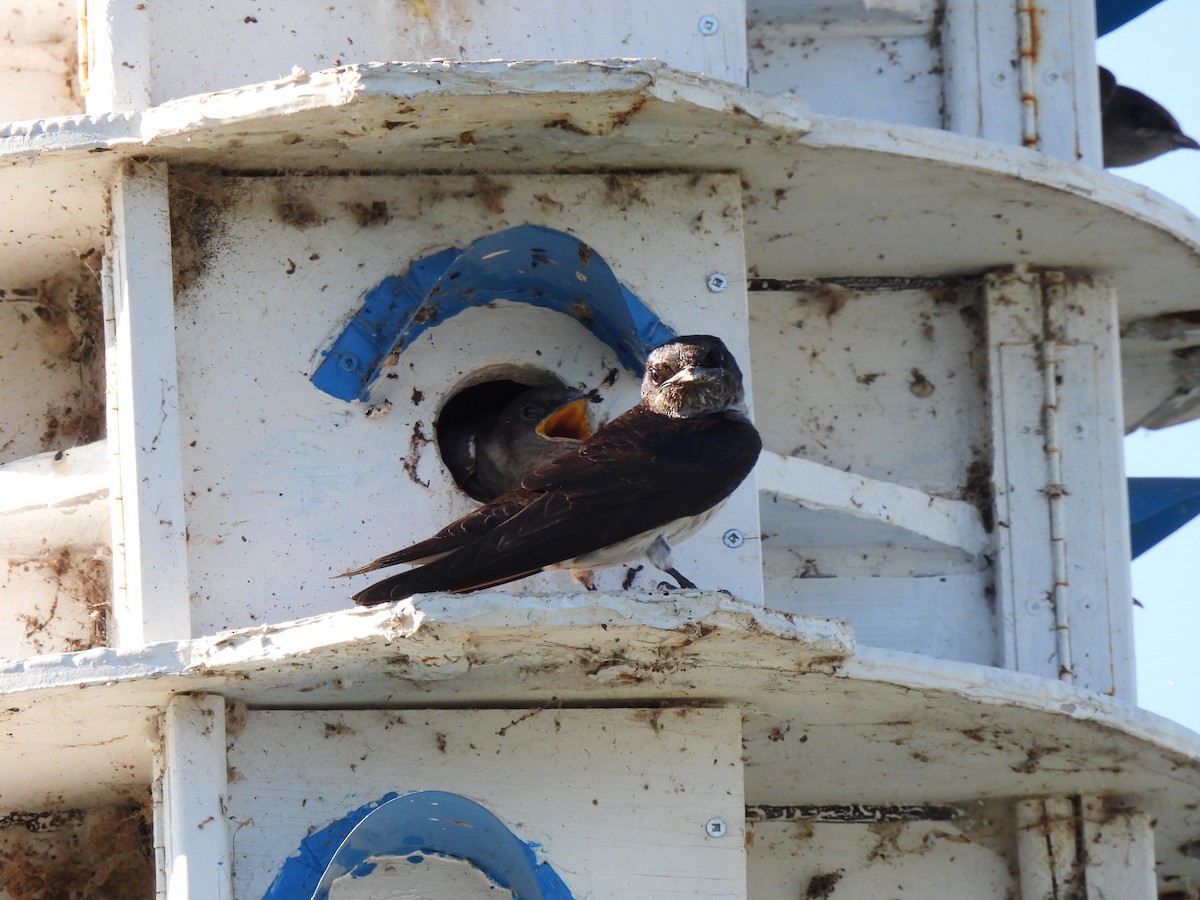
[1079,796,1158,899]
[1016,796,1156,899]
[942,0,1023,146]
[108,162,191,645]
[986,269,1134,699]
[943,0,1102,165]
[161,694,232,900]
[1017,797,1083,900]
[83,0,153,114]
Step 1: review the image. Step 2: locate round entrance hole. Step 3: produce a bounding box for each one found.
[436,368,597,503]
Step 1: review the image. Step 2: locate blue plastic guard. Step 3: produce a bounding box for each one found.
[265,790,574,900]
[312,225,676,402]
[1128,476,1200,559]
[1096,0,1165,35]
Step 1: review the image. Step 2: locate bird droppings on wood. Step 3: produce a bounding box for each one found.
[0,274,104,463]
[474,175,510,214]
[169,170,239,296]
[0,801,152,900]
[602,174,648,209]
[804,869,845,899]
[343,200,390,228]
[401,421,432,488]
[7,546,110,654]
[543,116,591,136]
[960,456,995,531]
[274,190,323,229]
[908,368,934,398]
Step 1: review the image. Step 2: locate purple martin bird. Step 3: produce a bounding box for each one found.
[344,335,761,605]
[471,385,594,501]
[1100,66,1200,168]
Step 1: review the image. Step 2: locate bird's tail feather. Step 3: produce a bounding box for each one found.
[351,560,545,605]
[340,547,452,578]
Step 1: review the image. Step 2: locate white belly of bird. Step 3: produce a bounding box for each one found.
[547,502,725,572]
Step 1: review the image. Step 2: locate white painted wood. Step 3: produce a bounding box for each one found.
[1016,796,1080,900]
[747,11,942,128]
[0,541,108,657]
[171,171,761,633]
[1,60,1199,329]
[85,0,747,109]
[0,279,102,467]
[942,0,1022,146]
[0,441,108,555]
[161,693,232,900]
[986,270,1134,698]
[1020,0,1102,167]
[0,0,81,120]
[2,597,1200,885]
[757,450,989,558]
[1014,795,1155,899]
[942,0,1100,164]
[748,285,989,496]
[330,854,514,898]
[1080,796,1157,900]
[84,0,152,113]
[747,815,1015,899]
[108,162,191,645]
[1042,274,1134,698]
[764,572,997,665]
[987,271,1060,683]
[225,707,746,899]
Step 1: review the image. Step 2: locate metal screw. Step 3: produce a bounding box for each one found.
[705,817,727,838]
[706,272,728,293]
[722,529,744,549]
[698,15,719,35]
[339,355,359,372]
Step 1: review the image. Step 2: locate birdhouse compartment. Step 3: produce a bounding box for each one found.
[131,169,762,638]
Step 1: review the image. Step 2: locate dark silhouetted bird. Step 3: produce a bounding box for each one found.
[1100,66,1199,168]
[344,335,761,604]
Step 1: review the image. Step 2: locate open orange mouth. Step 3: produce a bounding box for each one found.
[536,397,593,441]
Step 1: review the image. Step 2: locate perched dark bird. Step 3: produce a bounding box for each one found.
[471,385,594,501]
[1100,66,1199,168]
[344,335,761,605]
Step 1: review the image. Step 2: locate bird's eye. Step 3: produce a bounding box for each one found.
[521,405,541,420]
[702,347,726,368]
[646,365,662,383]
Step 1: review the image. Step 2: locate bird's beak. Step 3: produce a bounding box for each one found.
[1174,133,1200,151]
[662,365,721,387]
[536,397,592,441]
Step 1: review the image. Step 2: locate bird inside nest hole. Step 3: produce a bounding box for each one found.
[435,372,599,503]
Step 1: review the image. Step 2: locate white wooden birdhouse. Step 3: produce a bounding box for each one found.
[2,0,1200,898]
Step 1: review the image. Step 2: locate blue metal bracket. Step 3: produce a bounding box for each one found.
[311,224,676,402]
[265,790,575,900]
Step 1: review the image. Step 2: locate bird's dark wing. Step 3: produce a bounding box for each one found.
[340,491,540,576]
[350,406,761,604]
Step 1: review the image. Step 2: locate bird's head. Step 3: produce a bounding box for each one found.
[641,335,746,419]
[499,385,594,444]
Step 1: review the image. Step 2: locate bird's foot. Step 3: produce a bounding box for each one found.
[665,567,697,590]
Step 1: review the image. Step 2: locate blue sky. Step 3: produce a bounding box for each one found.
[1097,0,1200,731]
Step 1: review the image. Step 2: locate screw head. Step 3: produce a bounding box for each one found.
[705,817,727,838]
[698,15,720,35]
[706,272,728,293]
[722,529,744,549]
